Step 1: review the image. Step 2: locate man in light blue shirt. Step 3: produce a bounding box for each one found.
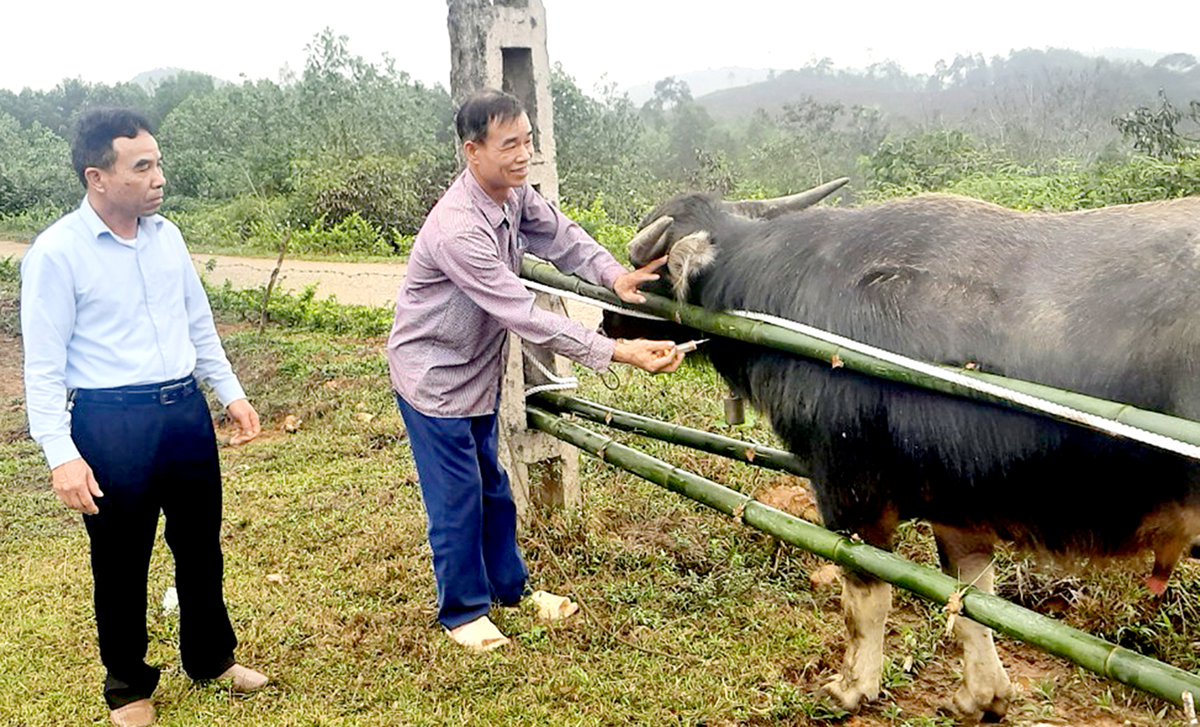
[21,108,267,727]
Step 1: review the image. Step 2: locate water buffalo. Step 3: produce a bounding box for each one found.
[602,181,1200,720]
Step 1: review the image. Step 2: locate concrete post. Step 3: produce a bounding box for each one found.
[447,0,580,519]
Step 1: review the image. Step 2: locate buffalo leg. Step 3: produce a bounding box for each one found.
[823,568,892,711]
[933,525,1013,720]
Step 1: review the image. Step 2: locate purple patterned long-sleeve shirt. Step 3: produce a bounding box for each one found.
[387,170,626,417]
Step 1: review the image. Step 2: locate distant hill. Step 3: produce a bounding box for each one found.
[622,67,776,106]
[692,47,1200,129]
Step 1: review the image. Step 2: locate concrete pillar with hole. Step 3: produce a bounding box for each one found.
[447,0,581,519]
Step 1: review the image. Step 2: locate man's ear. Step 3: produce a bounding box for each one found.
[462,140,479,165]
[84,167,105,193]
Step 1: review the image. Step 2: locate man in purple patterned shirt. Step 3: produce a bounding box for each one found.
[386,90,683,650]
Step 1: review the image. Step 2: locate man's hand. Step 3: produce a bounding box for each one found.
[227,398,261,445]
[613,256,668,304]
[612,338,684,374]
[51,457,103,514]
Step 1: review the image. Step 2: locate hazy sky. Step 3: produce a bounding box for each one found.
[4,1,1197,96]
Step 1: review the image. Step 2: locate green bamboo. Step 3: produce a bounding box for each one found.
[531,390,810,477]
[527,406,1200,708]
[522,258,1200,450]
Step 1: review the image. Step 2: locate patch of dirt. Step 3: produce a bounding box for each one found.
[756,479,821,522]
[0,331,24,401]
[612,510,715,573]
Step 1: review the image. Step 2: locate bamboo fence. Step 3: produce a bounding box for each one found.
[521,258,1200,449]
[531,390,809,477]
[527,406,1200,708]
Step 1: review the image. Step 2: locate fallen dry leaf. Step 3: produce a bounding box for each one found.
[945,590,963,636]
[355,412,375,423]
[810,564,841,589]
[830,354,844,369]
[282,415,300,432]
[265,573,288,585]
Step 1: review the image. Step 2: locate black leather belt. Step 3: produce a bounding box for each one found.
[72,376,198,406]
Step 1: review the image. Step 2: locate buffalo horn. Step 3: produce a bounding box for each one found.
[725,177,850,218]
[627,215,675,265]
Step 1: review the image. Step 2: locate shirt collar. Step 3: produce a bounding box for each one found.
[77,196,165,247]
[462,169,520,229]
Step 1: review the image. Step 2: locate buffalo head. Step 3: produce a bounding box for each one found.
[600,178,849,341]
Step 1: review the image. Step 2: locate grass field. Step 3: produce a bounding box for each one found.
[2,259,1200,726]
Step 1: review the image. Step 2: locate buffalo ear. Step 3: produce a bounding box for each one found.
[667,231,715,300]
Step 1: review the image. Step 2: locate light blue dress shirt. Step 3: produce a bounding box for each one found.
[21,198,246,469]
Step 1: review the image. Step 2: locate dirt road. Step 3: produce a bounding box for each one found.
[0,239,603,326]
[1,239,407,308]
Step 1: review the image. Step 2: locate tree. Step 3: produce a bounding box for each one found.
[0,111,77,215]
[550,66,658,222]
[1113,89,1200,160]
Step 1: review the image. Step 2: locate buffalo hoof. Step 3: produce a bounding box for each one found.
[820,674,875,712]
[941,683,1011,723]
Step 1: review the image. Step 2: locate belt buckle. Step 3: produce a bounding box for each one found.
[159,381,189,405]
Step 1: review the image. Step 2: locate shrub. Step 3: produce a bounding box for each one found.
[287,212,394,256]
[203,278,391,336]
[561,196,638,262]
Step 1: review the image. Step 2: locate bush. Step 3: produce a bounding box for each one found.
[0,203,69,239]
[203,279,391,336]
[287,212,395,256]
[860,152,1200,211]
[0,112,76,217]
[287,151,454,236]
[561,196,638,262]
[1082,154,1200,204]
[864,129,1002,193]
[171,195,292,251]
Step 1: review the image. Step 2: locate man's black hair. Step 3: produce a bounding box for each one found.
[71,108,155,188]
[455,89,525,144]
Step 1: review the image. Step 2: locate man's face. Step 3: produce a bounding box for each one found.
[465,112,533,198]
[91,130,166,220]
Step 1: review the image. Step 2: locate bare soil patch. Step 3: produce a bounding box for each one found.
[0,332,22,401]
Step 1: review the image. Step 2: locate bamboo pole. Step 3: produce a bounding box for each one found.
[521,259,1200,450]
[531,390,810,477]
[527,405,1200,708]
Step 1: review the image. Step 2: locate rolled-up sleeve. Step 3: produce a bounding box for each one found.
[435,228,615,372]
[21,247,81,469]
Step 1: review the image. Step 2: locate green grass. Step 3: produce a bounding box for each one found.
[2,282,1199,726]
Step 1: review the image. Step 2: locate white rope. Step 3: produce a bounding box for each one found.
[522,342,579,397]
[519,273,1200,460]
[521,279,663,320]
[728,309,1200,461]
[521,257,1200,459]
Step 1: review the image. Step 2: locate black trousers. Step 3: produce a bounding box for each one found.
[71,378,236,709]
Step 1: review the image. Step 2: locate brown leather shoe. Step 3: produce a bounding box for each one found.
[216,664,269,693]
[109,698,155,727]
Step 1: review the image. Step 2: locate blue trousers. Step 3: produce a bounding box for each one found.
[396,395,528,628]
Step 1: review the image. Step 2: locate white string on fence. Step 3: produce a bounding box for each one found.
[519,276,1200,462]
[727,309,1200,462]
